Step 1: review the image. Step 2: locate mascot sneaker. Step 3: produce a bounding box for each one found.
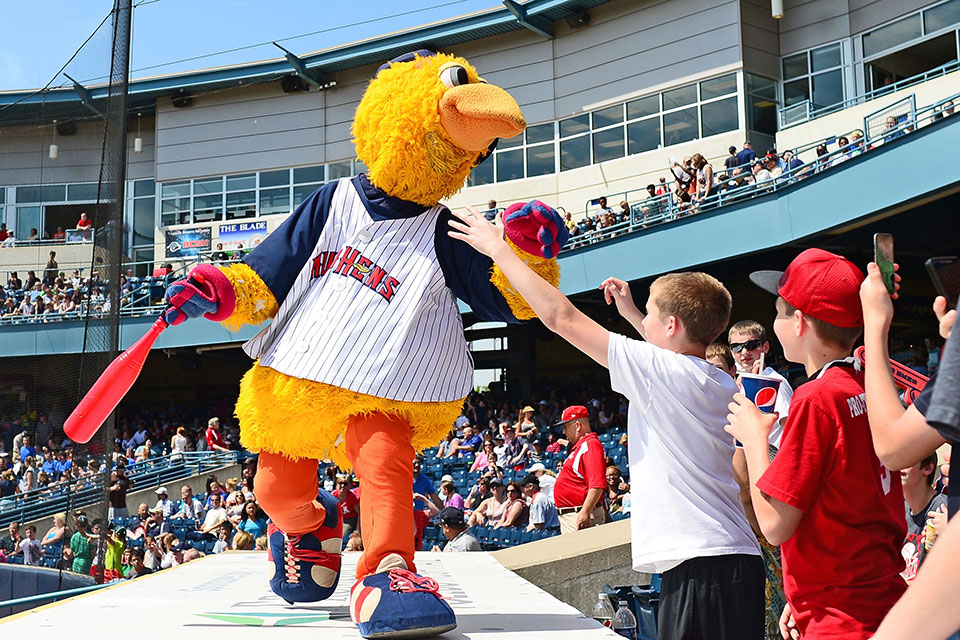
[350,553,456,638]
[268,489,342,603]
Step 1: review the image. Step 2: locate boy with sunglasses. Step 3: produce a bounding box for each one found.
[728,320,793,447]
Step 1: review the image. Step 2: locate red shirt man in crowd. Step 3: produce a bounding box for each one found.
[552,405,608,534]
[76,212,92,230]
[205,417,230,453]
[333,475,361,537]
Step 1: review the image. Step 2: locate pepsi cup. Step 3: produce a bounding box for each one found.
[739,373,781,414]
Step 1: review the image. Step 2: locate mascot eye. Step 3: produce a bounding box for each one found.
[439,65,469,88]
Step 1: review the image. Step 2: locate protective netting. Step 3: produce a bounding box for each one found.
[0,0,131,587]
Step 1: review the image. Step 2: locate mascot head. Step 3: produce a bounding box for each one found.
[352,50,526,206]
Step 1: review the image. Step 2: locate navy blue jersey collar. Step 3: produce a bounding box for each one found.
[353,174,431,221]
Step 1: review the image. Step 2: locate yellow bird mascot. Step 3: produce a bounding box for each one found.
[164,50,568,638]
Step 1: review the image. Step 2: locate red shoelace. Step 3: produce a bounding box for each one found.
[283,534,335,583]
[387,568,443,597]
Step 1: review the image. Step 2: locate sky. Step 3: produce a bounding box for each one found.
[0,0,501,91]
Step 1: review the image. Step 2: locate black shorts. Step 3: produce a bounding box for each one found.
[658,553,765,640]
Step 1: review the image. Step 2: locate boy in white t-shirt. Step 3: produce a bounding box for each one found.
[448,207,763,640]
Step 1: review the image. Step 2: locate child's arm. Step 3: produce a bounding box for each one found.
[860,263,944,468]
[725,394,804,546]
[449,208,610,368]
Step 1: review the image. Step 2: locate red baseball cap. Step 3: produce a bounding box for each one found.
[749,248,865,328]
[554,405,589,426]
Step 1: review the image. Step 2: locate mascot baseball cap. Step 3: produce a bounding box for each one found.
[555,405,589,426]
[749,248,865,328]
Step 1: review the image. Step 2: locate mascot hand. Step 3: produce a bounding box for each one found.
[503,200,569,259]
[163,263,236,326]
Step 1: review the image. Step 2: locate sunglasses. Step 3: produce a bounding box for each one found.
[507,487,520,493]
[729,339,764,353]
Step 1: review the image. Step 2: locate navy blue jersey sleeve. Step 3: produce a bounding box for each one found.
[434,209,521,324]
[243,181,337,306]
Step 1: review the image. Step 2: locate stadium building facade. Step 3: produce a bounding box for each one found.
[0,0,959,391]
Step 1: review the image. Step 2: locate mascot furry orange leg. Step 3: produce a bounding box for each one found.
[164,50,567,639]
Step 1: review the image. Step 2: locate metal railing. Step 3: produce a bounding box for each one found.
[566,89,959,250]
[778,59,960,129]
[0,450,246,527]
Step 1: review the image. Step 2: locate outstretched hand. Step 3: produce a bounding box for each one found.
[448,206,509,259]
[600,277,637,316]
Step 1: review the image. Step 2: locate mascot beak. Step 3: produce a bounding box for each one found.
[438,83,526,152]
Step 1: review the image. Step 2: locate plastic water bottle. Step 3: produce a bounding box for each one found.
[613,600,637,639]
[592,593,615,628]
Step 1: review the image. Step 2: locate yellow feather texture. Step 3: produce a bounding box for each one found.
[235,362,464,470]
[218,263,278,332]
[352,52,482,206]
[490,237,561,320]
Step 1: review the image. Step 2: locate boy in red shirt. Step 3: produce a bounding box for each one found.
[726,249,906,639]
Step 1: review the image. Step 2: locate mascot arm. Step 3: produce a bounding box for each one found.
[434,204,562,323]
[224,181,338,330]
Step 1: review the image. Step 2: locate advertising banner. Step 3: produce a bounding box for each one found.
[165,227,211,258]
[218,220,268,250]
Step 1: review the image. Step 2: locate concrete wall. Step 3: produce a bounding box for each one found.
[22,462,242,536]
[0,242,94,277]
[493,519,649,616]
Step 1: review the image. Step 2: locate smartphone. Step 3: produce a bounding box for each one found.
[874,233,895,294]
[926,256,960,310]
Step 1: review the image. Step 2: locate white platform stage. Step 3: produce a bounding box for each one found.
[1,551,620,638]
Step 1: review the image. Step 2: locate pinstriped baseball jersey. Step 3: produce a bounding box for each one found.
[243,178,473,402]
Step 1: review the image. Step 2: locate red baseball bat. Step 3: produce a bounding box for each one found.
[64,317,168,444]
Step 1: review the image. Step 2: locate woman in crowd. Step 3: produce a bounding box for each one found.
[495,481,529,529]
[18,457,36,493]
[170,426,188,460]
[604,466,630,514]
[225,490,246,521]
[470,441,496,473]
[468,480,508,527]
[41,512,67,549]
[437,431,458,459]
[691,153,714,210]
[439,481,464,509]
[515,406,539,440]
[236,500,268,539]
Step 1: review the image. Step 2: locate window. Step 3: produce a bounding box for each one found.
[746,73,779,136]
[226,174,255,191]
[591,105,623,129]
[226,191,256,220]
[161,197,191,226]
[780,42,845,108]
[67,183,99,201]
[663,107,698,146]
[133,179,155,198]
[560,136,590,172]
[525,123,554,144]
[294,165,325,184]
[700,74,737,100]
[495,149,524,182]
[16,207,40,240]
[925,0,960,33]
[700,96,738,136]
[627,95,659,119]
[327,161,352,180]
[193,177,223,195]
[627,117,661,155]
[0,189,5,205]
[16,185,65,203]
[468,160,494,186]
[161,182,190,199]
[662,84,696,109]
[592,128,624,163]
[259,187,290,216]
[259,169,290,188]
[863,14,922,57]
[559,114,589,138]
[525,144,555,177]
[132,198,154,246]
